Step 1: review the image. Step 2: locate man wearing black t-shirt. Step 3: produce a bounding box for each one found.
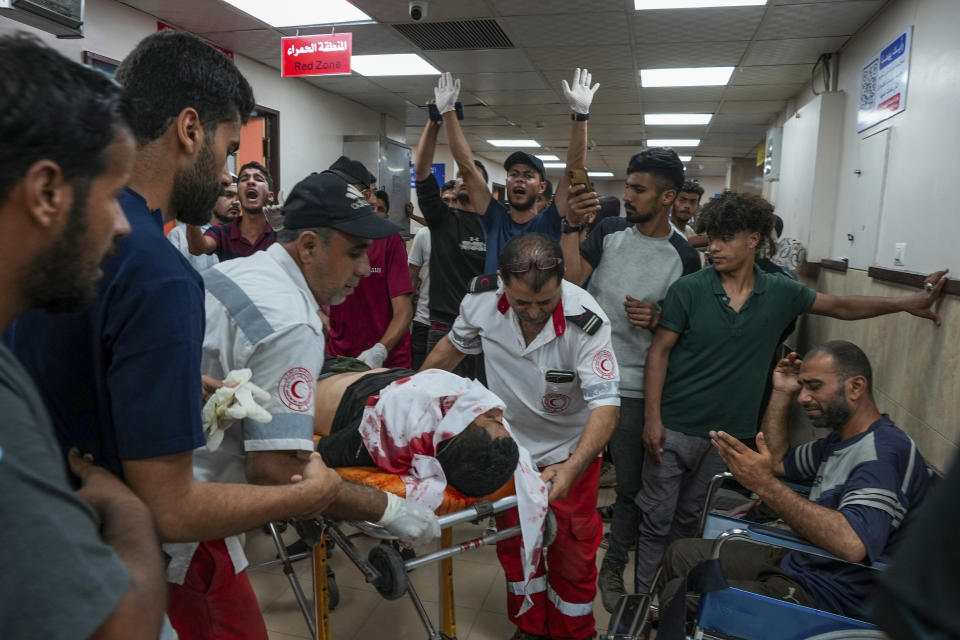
[413,117,487,379]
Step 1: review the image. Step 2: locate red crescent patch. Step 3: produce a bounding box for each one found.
[592,350,616,380]
[278,367,314,412]
[541,393,571,414]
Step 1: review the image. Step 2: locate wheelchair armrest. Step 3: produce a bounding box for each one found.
[711,528,888,571]
[698,472,813,536]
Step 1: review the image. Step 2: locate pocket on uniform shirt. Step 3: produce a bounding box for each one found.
[538,367,578,415]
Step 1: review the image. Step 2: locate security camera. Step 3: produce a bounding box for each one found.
[409,1,427,21]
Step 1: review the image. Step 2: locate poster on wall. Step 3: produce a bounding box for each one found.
[281,33,352,77]
[409,163,445,188]
[857,26,912,133]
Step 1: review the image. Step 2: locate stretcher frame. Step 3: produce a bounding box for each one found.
[258,487,554,640]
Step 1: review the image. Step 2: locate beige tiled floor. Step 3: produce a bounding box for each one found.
[244,488,636,640]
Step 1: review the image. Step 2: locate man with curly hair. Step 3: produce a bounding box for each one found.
[635,191,948,595]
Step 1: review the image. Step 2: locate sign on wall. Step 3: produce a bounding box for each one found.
[410,163,445,188]
[281,33,352,77]
[857,27,912,133]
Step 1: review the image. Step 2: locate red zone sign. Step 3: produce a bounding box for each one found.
[282,34,352,78]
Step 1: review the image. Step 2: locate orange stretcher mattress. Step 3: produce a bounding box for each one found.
[334,467,516,516]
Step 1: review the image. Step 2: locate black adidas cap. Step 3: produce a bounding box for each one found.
[283,172,399,238]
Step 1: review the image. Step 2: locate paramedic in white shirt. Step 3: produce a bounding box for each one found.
[423,232,620,640]
[165,172,440,633]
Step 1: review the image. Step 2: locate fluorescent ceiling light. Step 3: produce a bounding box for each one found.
[588,172,614,177]
[644,113,713,125]
[223,0,372,27]
[635,0,766,9]
[640,66,734,87]
[678,155,693,161]
[542,162,566,169]
[536,154,560,161]
[351,54,439,77]
[487,139,540,147]
[647,138,701,147]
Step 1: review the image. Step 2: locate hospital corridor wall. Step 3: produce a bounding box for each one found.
[768,0,960,470]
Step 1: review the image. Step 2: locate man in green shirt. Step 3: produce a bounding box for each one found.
[636,191,948,595]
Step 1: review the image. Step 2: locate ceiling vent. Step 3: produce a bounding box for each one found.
[393,19,513,50]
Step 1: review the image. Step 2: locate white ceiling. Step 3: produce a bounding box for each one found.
[117,0,889,178]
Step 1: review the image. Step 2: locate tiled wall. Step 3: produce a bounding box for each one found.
[794,268,959,471]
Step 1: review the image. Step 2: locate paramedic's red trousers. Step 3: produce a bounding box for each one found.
[496,457,602,640]
[168,539,269,640]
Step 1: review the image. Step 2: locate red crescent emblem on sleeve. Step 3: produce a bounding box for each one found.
[592,350,616,380]
[291,380,305,399]
[279,367,314,412]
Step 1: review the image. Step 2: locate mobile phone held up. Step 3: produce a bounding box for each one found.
[567,168,591,192]
[428,101,464,122]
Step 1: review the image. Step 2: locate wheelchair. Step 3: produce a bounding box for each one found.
[602,472,888,640]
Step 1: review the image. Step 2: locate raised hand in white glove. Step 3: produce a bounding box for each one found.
[263,190,284,231]
[357,342,388,368]
[434,72,461,115]
[376,492,441,548]
[561,67,600,115]
[201,368,272,451]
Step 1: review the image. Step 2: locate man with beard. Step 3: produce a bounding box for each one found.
[669,180,703,242]
[167,174,237,272]
[186,161,276,261]
[637,191,947,597]
[559,148,701,612]
[658,342,930,621]
[436,68,599,274]
[6,31,358,640]
[0,34,167,640]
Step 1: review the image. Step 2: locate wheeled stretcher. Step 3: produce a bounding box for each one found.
[255,466,555,640]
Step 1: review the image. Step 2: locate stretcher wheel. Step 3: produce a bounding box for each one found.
[543,509,558,547]
[327,567,340,610]
[368,544,408,600]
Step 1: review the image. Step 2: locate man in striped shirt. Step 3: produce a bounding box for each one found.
[660,341,929,619]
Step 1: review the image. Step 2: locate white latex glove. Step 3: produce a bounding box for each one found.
[562,67,600,115]
[434,72,460,115]
[263,191,285,230]
[357,342,388,369]
[376,492,441,548]
[200,368,272,451]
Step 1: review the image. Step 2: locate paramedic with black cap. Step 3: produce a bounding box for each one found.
[423,233,620,640]
[173,172,441,632]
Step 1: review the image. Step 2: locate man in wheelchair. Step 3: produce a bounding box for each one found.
[658,340,930,620]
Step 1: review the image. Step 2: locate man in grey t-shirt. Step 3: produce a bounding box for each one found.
[0,34,165,639]
[560,148,699,612]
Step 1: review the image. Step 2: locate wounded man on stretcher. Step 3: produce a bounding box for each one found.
[313,363,548,613]
[315,365,520,499]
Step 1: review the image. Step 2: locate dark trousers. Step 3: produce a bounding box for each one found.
[411,320,429,370]
[659,538,813,616]
[426,324,486,383]
[602,397,645,570]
